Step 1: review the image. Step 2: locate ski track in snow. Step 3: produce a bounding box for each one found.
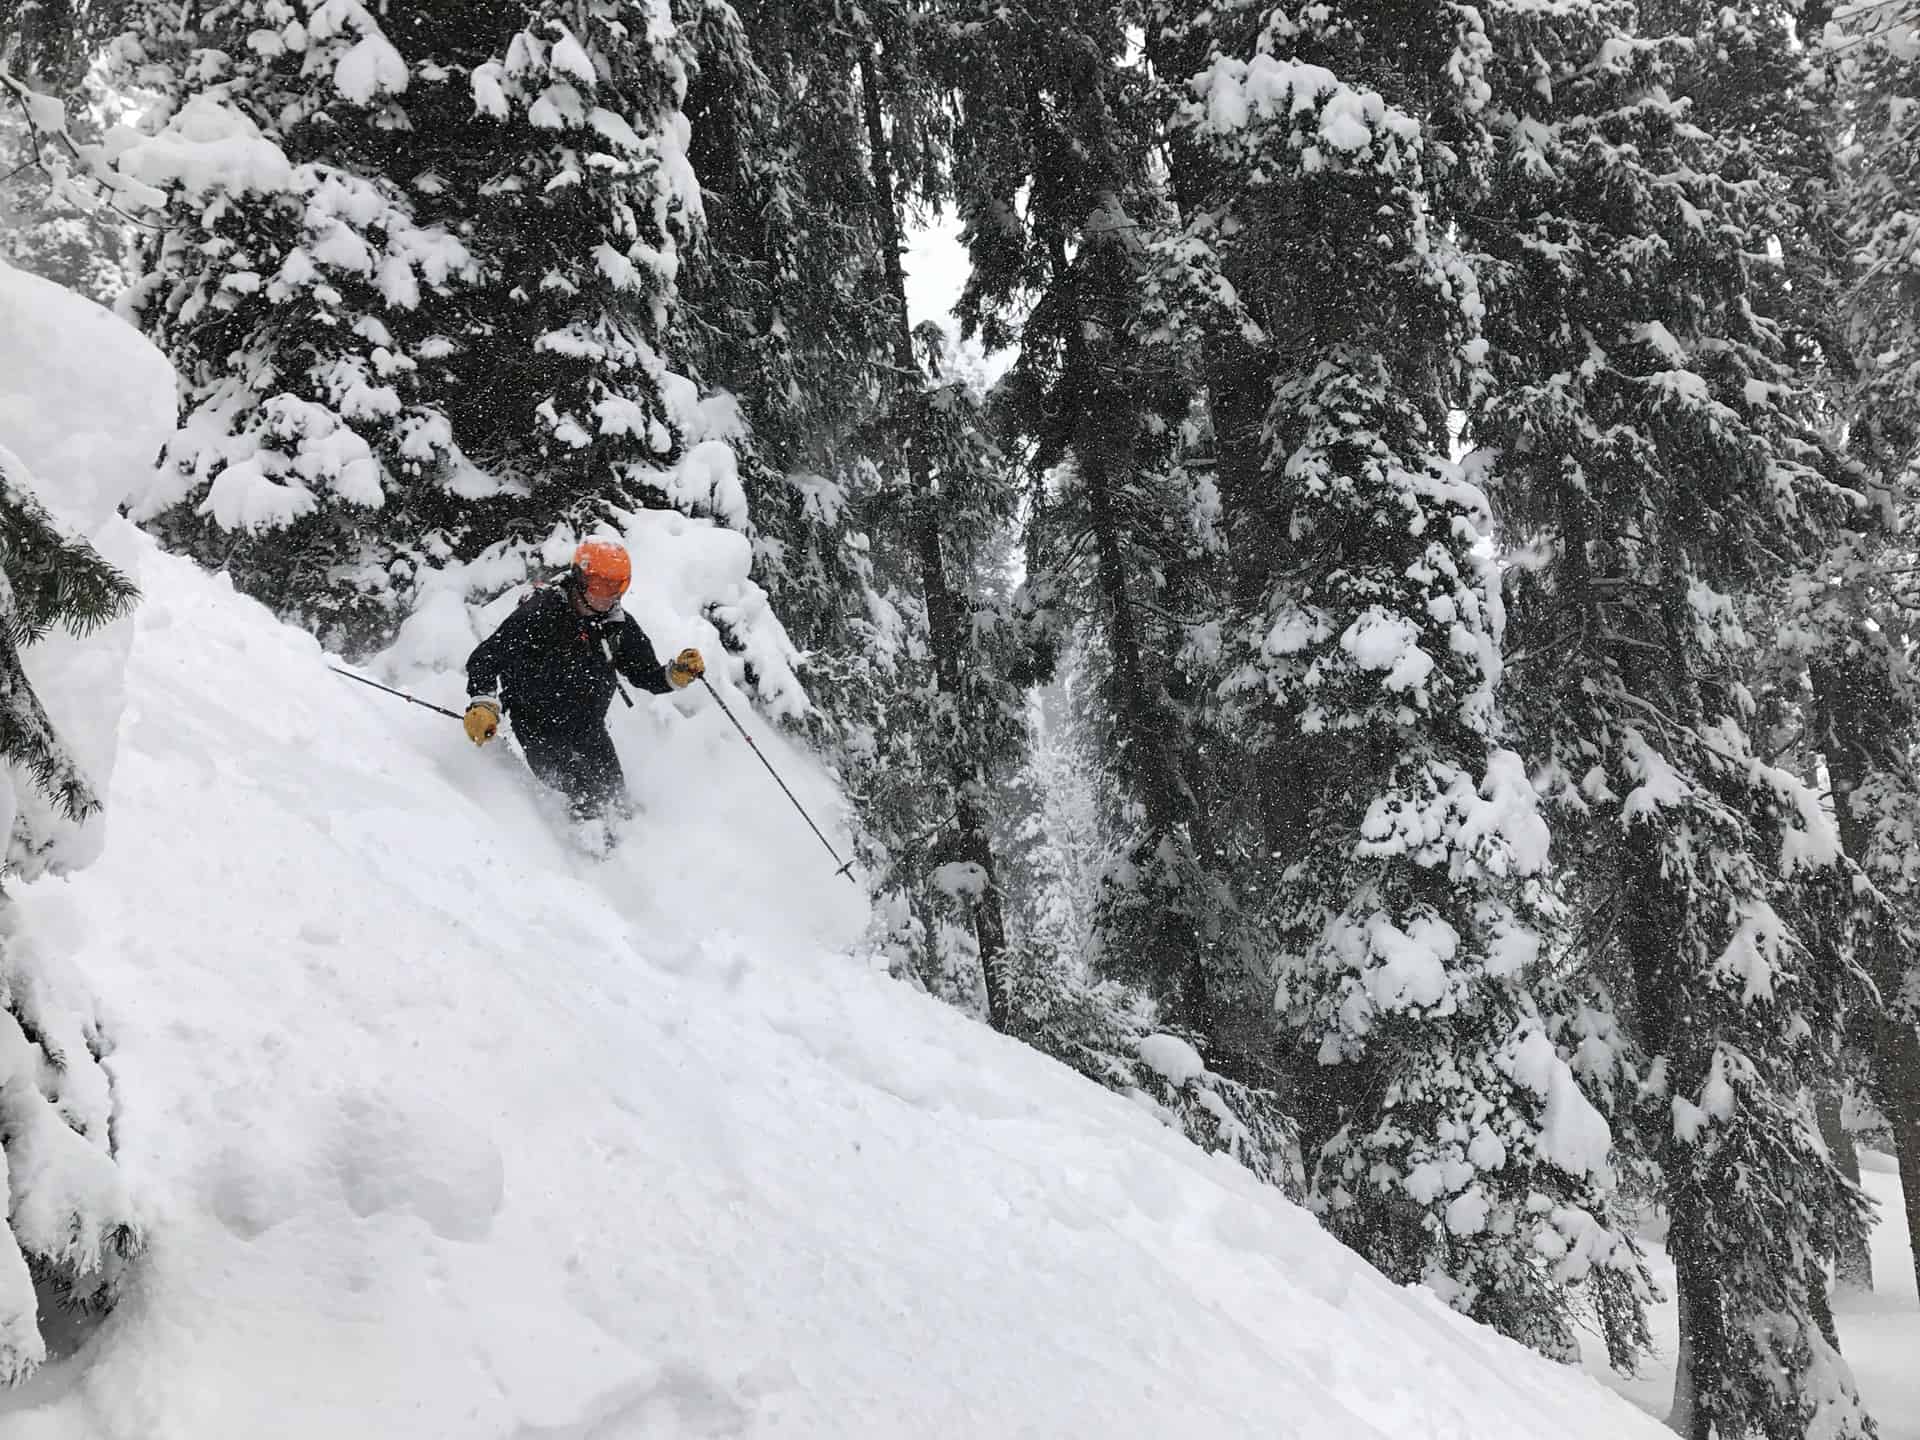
[0,542,1832,1438]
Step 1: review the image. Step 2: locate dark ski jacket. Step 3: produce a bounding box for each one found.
[466,584,674,734]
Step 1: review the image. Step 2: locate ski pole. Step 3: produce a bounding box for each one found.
[600,636,635,708]
[699,676,857,885]
[330,667,466,721]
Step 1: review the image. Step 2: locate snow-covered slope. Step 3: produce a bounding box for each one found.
[0,542,1682,1439]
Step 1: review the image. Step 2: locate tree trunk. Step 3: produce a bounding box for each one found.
[857,49,1011,1031]
[1613,613,1724,1435]
[1079,440,1212,1034]
[1666,1204,1719,1440]
[1143,19,1306,875]
[1140,20,1264,540]
[1669,1261,1703,1440]
[1003,49,1226,1044]
[1817,1084,1874,1293]
[1871,1012,1920,1299]
[1624,829,1720,1437]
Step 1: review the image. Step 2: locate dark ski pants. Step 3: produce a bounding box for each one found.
[513,717,630,822]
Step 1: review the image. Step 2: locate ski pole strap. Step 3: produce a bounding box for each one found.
[329,667,466,721]
[699,676,858,885]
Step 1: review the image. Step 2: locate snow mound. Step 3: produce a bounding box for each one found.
[0,262,172,874]
[2,539,1675,1438]
[0,262,174,534]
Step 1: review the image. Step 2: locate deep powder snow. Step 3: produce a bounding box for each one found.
[0,539,1694,1439]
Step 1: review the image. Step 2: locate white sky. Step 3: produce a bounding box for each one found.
[903,207,1016,385]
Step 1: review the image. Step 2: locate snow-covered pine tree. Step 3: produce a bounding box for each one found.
[868,332,1033,1024]
[0,135,129,305]
[843,15,1030,1029]
[994,682,1100,967]
[939,0,1251,1058]
[1156,0,1647,1355]
[116,0,711,649]
[677,0,896,652]
[673,0,972,984]
[695,2,1024,1015]
[1665,0,1910,1311]
[1467,0,1877,1428]
[1634,0,1901,1320]
[0,101,130,305]
[1,3,142,303]
[0,438,141,1385]
[1822,0,1920,1301]
[1803,572,1920,1296]
[0,37,157,1369]
[1837,0,1920,496]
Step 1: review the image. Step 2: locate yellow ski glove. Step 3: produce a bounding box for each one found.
[667,647,705,689]
[464,700,500,746]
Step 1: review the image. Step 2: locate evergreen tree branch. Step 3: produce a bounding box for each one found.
[0,628,100,822]
[0,451,139,646]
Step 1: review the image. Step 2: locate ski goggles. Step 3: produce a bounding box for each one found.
[581,574,628,607]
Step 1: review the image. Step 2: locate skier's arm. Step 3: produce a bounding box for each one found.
[466,596,542,704]
[613,615,675,695]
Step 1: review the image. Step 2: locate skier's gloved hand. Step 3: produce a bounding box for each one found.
[667,647,705,689]
[464,699,500,746]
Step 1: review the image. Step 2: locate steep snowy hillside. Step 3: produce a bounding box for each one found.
[0,540,1685,1439]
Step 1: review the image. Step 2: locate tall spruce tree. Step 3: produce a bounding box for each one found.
[847,12,1029,1029]
[1837,0,1920,492]
[674,0,992,1010]
[1467,0,1877,1429]
[1804,569,1920,1297]
[941,0,1252,1058]
[676,0,896,649]
[1826,0,1920,1300]
[1150,0,1648,1354]
[1620,0,1894,1316]
[1669,0,1899,1306]
[116,0,714,649]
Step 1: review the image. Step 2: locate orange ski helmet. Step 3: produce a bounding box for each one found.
[573,538,632,605]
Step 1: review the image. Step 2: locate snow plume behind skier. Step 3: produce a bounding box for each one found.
[464,538,704,850]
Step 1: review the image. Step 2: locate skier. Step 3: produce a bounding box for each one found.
[462,538,704,836]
